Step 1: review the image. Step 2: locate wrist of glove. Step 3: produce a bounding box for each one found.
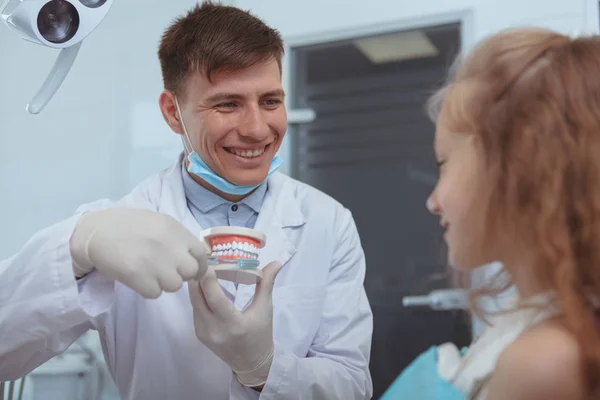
[233,342,274,387]
[70,211,96,277]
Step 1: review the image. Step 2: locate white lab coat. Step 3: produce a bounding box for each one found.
[0,155,373,400]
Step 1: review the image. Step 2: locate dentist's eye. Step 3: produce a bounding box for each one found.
[217,102,237,109]
[263,98,282,108]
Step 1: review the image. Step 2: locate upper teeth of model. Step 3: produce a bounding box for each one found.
[211,241,259,258]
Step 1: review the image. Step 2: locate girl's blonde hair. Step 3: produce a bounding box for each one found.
[429,27,600,392]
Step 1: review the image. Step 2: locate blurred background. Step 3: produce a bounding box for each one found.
[1,0,598,399]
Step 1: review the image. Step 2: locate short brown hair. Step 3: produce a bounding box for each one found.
[158,1,284,97]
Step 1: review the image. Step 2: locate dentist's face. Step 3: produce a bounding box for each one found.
[427,115,489,270]
[160,59,287,189]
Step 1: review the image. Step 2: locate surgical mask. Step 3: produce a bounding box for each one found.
[174,98,283,195]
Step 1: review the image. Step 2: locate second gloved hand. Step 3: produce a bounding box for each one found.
[188,261,283,388]
[70,208,209,298]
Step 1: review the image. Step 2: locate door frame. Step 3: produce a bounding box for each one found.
[282,7,476,121]
[280,8,483,336]
[280,8,475,173]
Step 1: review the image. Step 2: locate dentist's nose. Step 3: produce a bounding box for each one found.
[238,105,269,140]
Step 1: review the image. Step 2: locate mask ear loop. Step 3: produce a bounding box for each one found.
[174,97,194,155]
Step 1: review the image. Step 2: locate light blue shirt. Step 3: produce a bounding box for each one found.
[181,163,267,231]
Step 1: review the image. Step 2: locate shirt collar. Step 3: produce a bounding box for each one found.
[181,163,268,213]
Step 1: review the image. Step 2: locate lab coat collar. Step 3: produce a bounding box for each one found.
[180,161,268,214]
[158,153,306,303]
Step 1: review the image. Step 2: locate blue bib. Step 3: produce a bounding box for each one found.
[380,346,466,400]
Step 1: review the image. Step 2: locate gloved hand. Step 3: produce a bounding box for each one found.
[70,208,209,298]
[188,261,283,387]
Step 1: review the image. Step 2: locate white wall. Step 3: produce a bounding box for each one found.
[1,2,199,397]
[1,0,596,259]
[0,0,199,258]
[235,0,599,111]
[236,0,598,46]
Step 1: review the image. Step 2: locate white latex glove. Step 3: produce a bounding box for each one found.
[70,208,209,298]
[188,261,283,387]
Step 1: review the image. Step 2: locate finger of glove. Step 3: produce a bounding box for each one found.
[128,275,162,299]
[187,238,209,280]
[188,278,212,319]
[199,268,237,319]
[177,253,202,281]
[250,261,283,310]
[158,268,184,292]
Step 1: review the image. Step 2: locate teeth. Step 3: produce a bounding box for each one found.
[212,242,260,259]
[232,148,265,158]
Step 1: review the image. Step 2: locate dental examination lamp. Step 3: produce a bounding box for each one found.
[1,0,113,114]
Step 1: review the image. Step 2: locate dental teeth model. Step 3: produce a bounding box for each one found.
[200,226,266,284]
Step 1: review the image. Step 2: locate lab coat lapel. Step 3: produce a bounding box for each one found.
[233,172,306,311]
[158,154,237,297]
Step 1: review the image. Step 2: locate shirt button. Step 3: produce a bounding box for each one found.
[231,204,238,212]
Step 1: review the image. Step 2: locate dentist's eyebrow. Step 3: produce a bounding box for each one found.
[205,93,245,103]
[260,89,285,98]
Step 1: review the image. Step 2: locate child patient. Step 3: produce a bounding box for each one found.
[383,27,600,399]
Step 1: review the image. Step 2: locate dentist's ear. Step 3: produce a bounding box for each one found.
[159,90,185,135]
